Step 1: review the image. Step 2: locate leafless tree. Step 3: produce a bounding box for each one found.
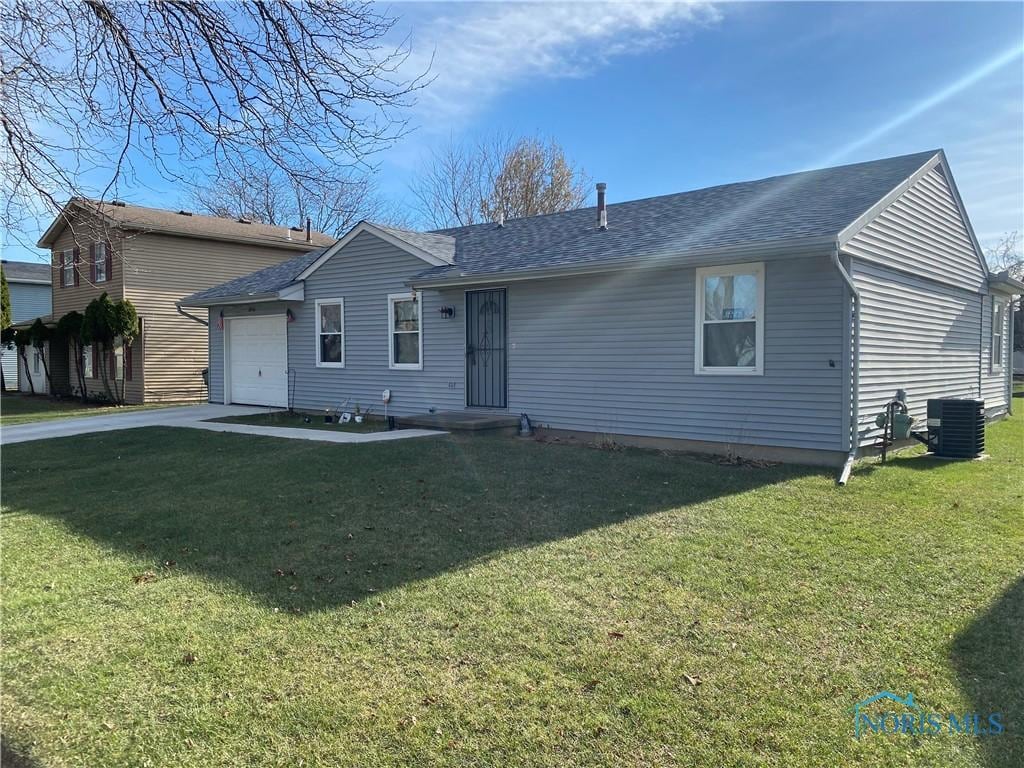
[410,134,590,229]
[986,231,1023,351]
[192,160,410,236]
[1,0,427,241]
[986,231,1022,280]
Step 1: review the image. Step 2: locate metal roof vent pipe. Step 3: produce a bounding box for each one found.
[497,210,504,228]
[306,216,312,243]
[596,182,608,230]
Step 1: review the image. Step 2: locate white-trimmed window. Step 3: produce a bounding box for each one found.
[61,250,74,287]
[695,262,764,375]
[316,298,345,367]
[82,344,93,379]
[94,242,107,282]
[991,298,1005,371]
[114,339,125,381]
[388,292,422,370]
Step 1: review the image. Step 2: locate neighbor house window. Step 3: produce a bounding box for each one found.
[114,339,125,382]
[61,250,74,287]
[388,292,422,370]
[82,344,93,379]
[316,298,345,367]
[93,242,107,282]
[992,299,1005,371]
[695,262,764,375]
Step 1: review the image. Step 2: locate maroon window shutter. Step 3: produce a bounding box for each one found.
[124,340,133,381]
[73,247,80,287]
[105,241,113,282]
[57,252,64,287]
[109,348,116,379]
[92,345,98,378]
[89,244,96,282]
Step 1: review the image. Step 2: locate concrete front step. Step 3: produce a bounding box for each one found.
[400,410,519,434]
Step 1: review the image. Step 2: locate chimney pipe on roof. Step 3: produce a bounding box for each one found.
[596,182,607,230]
[306,216,312,243]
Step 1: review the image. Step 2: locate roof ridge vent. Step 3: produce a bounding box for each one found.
[237,217,253,224]
[178,210,193,216]
[111,200,127,207]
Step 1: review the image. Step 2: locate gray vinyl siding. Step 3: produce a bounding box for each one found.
[844,166,987,292]
[501,256,846,451]
[9,281,52,323]
[286,231,465,415]
[3,281,52,390]
[205,243,847,453]
[851,259,986,444]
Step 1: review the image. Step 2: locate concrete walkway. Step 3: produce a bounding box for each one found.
[0,404,445,446]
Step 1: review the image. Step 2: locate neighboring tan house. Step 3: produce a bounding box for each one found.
[1,260,52,391]
[183,150,1021,474]
[34,199,333,403]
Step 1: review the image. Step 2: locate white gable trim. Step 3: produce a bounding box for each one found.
[837,150,989,277]
[294,221,451,282]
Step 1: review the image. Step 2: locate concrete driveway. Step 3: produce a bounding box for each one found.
[0,404,445,446]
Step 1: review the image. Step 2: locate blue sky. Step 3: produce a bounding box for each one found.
[6,1,1023,262]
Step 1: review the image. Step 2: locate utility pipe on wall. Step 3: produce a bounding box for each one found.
[831,243,861,486]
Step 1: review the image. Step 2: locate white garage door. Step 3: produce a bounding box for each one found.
[227,316,288,407]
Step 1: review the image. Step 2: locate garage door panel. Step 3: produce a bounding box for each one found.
[228,316,287,407]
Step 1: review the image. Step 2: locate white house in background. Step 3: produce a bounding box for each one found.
[1,260,52,391]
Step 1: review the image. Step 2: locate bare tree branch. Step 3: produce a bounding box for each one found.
[192,159,409,235]
[1,0,429,237]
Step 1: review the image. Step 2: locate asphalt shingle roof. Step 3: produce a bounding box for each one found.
[415,150,939,282]
[180,247,327,306]
[374,224,455,264]
[182,150,941,303]
[2,259,51,283]
[39,198,336,250]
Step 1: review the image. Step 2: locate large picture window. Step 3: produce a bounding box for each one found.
[388,292,422,370]
[316,298,345,367]
[695,262,764,375]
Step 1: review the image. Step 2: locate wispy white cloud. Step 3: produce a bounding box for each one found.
[396,1,719,130]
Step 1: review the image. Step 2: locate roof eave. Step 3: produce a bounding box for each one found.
[988,272,1024,294]
[178,283,304,309]
[409,235,836,289]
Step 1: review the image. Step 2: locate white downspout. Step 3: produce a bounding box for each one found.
[831,243,860,485]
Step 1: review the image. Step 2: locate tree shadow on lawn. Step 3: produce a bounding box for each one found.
[1,427,821,613]
[951,576,1024,768]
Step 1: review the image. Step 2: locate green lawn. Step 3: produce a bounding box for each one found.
[0,393,176,426]
[207,408,387,432]
[1,416,1021,767]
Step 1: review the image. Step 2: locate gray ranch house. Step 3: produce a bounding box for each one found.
[180,150,1021,474]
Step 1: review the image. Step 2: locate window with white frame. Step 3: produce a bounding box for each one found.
[316,298,345,366]
[992,299,1005,370]
[62,250,74,287]
[114,338,125,381]
[388,292,422,369]
[82,344,93,379]
[94,242,107,282]
[695,262,764,375]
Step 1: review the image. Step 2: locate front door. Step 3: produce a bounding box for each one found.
[465,288,507,408]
